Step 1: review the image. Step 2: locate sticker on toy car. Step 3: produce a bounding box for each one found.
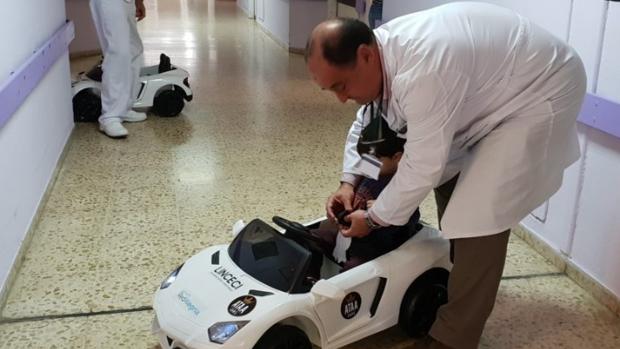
[341,292,361,319]
[177,290,201,316]
[228,295,257,316]
[212,266,244,290]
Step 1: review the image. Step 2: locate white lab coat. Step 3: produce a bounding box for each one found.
[90,0,144,123]
[341,2,586,239]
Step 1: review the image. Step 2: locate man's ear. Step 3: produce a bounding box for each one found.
[357,44,373,64]
[393,152,403,162]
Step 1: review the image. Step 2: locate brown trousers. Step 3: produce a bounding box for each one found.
[429,175,510,349]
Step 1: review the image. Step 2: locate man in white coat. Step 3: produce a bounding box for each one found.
[90,0,148,138]
[306,2,586,348]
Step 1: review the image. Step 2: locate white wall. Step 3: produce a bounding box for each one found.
[289,1,329,50]
[0,1,74,292]
[596,2,620,101]
[337,2,359,18]
[567,0,606,93]
[570,128,620,296]
[249,0,328,51]
[237,0,255,18]
[521,0,620,298]
[384,0,571,40]
[567,1,620,297]
[384,0,620,298]
[255,0,291,47]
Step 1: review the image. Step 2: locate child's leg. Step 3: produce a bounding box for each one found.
[307,220,340,278]
[341,256,367,271]
[310,220,340,255]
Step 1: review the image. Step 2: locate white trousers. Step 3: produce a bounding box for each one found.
[90,0,144,124]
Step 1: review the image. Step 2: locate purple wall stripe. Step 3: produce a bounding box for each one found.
[0,21,74,130]
[578,94,620,139]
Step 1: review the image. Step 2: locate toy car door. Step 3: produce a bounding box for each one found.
[312,262,386,341]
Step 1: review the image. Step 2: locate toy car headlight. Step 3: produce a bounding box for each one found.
[160,264,184,289]
[208,321,249,344]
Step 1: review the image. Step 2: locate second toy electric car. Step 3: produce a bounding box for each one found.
[72,54,193,122]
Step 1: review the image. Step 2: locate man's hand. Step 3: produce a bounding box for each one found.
[340,210,371,238]
[326,183,354,222]
[136,0,146,21]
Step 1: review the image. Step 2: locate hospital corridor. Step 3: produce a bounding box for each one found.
[0,0,619,348]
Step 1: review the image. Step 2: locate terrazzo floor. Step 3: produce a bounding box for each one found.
[1,0,619,348]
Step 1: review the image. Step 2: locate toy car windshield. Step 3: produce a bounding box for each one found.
[228,219,312,293]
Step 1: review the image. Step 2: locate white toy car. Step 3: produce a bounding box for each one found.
[71,54,193,122]
[152,216,451,349]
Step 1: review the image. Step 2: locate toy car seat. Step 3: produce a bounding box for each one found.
[158,53,173,73]
[85,58,104,82]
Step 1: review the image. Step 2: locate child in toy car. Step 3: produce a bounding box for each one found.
[311,117,421,272]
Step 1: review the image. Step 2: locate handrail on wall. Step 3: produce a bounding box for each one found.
[579,94,620,139]
[0,21,75,130]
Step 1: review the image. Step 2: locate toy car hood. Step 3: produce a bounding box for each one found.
[153,244,305,347]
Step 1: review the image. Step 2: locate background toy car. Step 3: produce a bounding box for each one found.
[71,53,193,122]
[152,216,451,349]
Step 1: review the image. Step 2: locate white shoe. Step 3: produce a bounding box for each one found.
[99,121,128,138]
[122,110,147,123]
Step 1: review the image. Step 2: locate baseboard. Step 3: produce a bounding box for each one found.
[254,23,306,55]
[255,21,289,51]
[288,47,305,55]
[236,1,254,19]
[0,127,76,315]
[513,224,620,317]
[512,225,568,272]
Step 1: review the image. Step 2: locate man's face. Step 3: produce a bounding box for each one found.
[307,46,382,105]
[378,154,400,176]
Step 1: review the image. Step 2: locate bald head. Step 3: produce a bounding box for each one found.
[305,18,375,67]
[305,18,383,105]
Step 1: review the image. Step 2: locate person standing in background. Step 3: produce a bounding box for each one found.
[89,0,148,138]
[368,0,383,29]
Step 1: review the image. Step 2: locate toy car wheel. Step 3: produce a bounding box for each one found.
[72,89,101,122]
[253,324,311,349]
[153,87,184,117]
[399,269,449,338]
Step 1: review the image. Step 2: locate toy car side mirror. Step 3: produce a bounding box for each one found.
[311,279,345,300]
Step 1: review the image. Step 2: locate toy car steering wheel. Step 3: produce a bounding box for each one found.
[272,216,324,245]
[272,216,327,287]
[336,210,352,227]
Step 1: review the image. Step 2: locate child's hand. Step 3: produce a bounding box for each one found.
[340,210,371,238]
[366,200,375,209]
